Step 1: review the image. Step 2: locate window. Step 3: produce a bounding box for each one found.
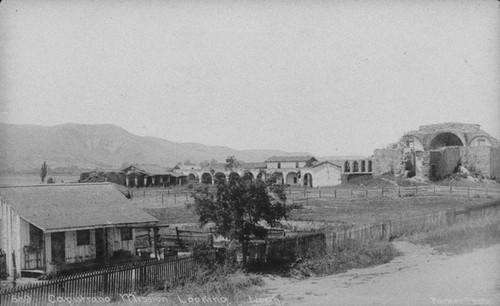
[478,139,485,146]
[121,228,133,241]
[277,162,281,169]
[77,230,90,246]
[407,140,414,148]
[295,162,299,168]
[293,177,297,184]
[29,224,43,249]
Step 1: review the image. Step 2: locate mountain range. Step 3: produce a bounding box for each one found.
[0,123,366,173]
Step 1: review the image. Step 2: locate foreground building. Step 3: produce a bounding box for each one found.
[0,183,158,278]
[373,122,500,180]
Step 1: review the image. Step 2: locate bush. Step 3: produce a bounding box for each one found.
[47,177,55,184]
[289,239,400,278]
[408,214,500,254]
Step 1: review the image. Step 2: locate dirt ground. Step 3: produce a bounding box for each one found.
[259,241,500,306]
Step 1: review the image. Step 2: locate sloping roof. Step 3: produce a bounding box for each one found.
[241,162,267,169]
[0,183,158,232]
[311,160,342,168]
[265,156,317,163]
[122,164,170,175]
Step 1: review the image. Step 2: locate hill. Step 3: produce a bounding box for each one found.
[0,123,313,172]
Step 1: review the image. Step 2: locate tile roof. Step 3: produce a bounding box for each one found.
[122,164,170,175]
[265,156,317,163]
[240,162,267,169]
[0,183,158,232]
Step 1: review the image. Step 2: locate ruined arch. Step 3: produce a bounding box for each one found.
[201,172,212,184]
[429,132,464,150]
[468,135,492,147]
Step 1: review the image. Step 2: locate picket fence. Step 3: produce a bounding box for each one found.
[0,255,202,306]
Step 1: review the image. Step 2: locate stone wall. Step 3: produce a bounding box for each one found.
[459,146,492,178]
[490,148,500,180]
[373,146,403,175]
[418,122,480,134]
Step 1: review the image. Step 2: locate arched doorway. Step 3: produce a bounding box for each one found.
[214,172,227,184]
[242,172,254,181]
[201,173,212,184]
[257,171,268,181]
[344,161,350,173]
[353,161,359,173]
[429,132,464,150]
[188,173,198,182]
[270,172,284,185]
[303,173,313,187]
[286,172,299,186]
[228,172,240,181]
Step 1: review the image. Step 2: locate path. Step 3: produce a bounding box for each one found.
[259,241,500,306]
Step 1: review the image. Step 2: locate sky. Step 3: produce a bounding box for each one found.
[0,0,499,157]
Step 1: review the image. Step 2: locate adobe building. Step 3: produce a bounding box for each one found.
[373,122,500,181]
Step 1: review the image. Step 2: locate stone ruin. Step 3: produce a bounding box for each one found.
[372,122,500,181]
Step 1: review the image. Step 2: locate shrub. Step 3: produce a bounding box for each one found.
[47,177,55,184]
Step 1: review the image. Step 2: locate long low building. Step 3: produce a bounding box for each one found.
[0,183,159,278]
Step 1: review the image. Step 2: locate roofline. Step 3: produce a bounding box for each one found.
[43,222,159,233]
[0,182,115,189]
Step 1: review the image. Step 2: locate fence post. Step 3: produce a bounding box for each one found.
[434,185,436,195]
[416,186,418,195]
[381,187,384,197]
[319,187,321,198]
[303,187,306,197]
[174,193,177,203]
[450,185,452,195]
[486,188,488,197]
[467,187,470,198]
[366,189,368,198]
[185,192,188,201]
[398,187,400,197]
[334,189,336,198]
[351,189,353,198]
[162,194,164,206]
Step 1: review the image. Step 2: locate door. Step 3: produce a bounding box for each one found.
[51,232,66,265]
[95,228,106,263]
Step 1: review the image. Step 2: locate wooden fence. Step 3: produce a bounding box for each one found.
[131,185,500,207]
[323,200,500,251]
[0,255,205,306]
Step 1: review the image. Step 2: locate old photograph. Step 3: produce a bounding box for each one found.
[0,0,499,305]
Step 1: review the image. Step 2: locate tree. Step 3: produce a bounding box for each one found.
[189,175,300,267]
[225,156,241,172]
[40,161,48,183]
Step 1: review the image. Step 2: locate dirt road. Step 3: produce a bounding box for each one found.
[260,242,500,306]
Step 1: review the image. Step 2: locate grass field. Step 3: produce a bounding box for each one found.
[142,194,496,229]
[290,196,494,226]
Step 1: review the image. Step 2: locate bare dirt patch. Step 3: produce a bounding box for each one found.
[260,241,500,306]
